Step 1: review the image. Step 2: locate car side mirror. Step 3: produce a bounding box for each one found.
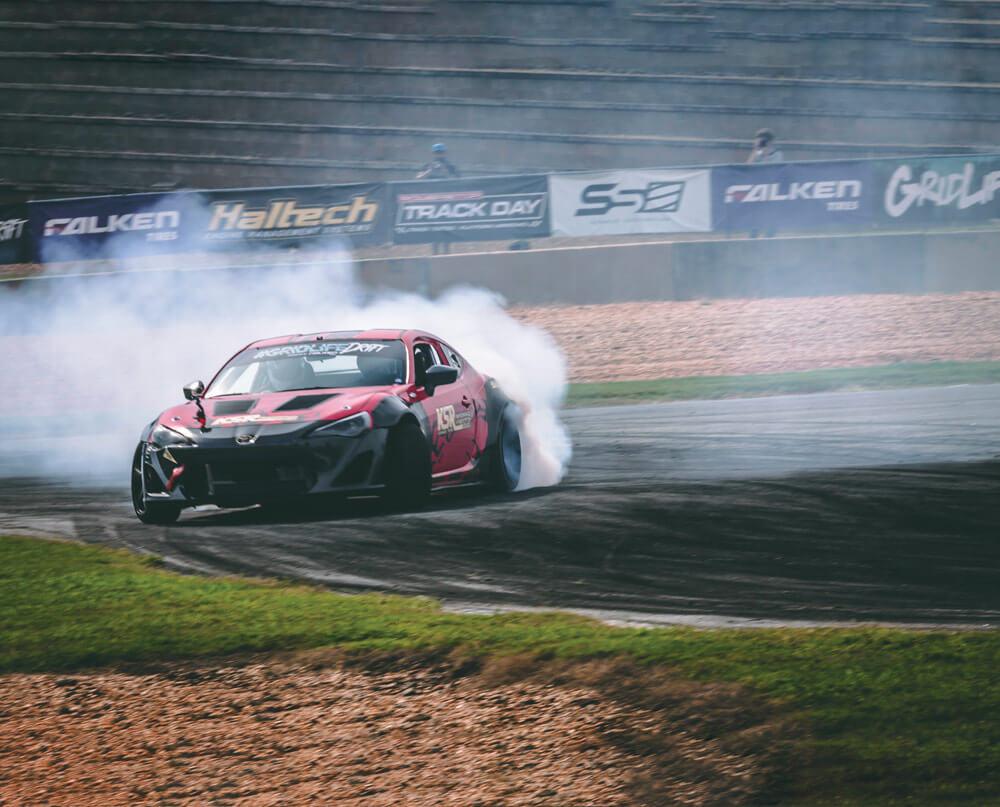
[423,364,458,395]
[183,380,205,401]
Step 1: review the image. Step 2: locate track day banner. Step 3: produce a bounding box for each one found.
[0,204,30,264]
[549,169,711,236]
[712,161,872,231]
[875,154,1000,227]
[391,175,550,244]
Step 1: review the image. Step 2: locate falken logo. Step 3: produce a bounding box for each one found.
[575,182,684,216]
[436,404,472,436]
[724,181,863,209]
[43,211,181,237]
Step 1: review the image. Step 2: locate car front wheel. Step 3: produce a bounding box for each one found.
[131,444,181,525]
[382,421,431,510]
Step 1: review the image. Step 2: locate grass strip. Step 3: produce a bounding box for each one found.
[565,360,1000,407]
[2,535,998,806]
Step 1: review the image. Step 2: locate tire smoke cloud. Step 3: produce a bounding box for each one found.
[0,246,571,492]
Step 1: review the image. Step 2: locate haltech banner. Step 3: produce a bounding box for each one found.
[875,154,1000,227]
[391,175,550,244]
[199,183,389,248]
[550,169,711,236]
[712,161,872,231]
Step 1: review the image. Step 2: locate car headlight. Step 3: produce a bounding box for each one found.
[309,411,372,438]
[150,423,194,448]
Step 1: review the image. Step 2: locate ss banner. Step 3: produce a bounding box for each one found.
[0,204,30,264]
[875,154,1000,227]
[712,161,872,231]
[391,175,550,244]
[550,169,711,236]
[197,182,389,248]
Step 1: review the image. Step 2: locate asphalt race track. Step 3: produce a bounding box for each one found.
[3,384,1000,627]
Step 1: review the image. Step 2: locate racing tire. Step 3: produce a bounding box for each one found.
[382,421,431,511]
[131,444,181,525]
[490,405,522,492]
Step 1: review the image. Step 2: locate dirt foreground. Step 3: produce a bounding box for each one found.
[0,654,786,807]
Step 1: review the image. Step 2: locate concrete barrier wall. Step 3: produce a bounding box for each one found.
[356,231,1000,304]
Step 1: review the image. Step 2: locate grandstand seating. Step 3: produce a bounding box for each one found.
[1,0,999,202]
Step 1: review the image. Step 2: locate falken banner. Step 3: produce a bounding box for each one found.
[197,182,389,248]
[549,169,711,236]
[0,204,31,264]
[875,154,1000,227]
[390,175,550,244]
[712,161,872,231]
[29,192,195,262]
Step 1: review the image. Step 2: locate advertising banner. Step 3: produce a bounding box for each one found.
[549,168,711,236]
[0,204,30,264]
[712,161,872,231]
[196,182,389,249]
[29,192,196,263]
[391,175,550,244]
[875,154,1000,227]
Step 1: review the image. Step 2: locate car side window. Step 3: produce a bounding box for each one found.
[413,342,438,387]
[438,343,464,375]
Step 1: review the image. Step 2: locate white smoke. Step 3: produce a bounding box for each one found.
[0,244,571,492]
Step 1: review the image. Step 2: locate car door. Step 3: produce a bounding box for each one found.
[412,340,478,479]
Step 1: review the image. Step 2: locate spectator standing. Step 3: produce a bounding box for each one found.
[416,143,460,255]
[747,129,783,237]
[747,128,784,164]
[417,142,460,180]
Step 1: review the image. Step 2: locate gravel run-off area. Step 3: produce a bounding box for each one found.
[512,291,1000,383]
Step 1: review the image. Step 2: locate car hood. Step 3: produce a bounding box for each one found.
[158,388,386,433]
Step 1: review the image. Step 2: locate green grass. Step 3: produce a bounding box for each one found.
[2,535,998,806]
[565,360,1000,407]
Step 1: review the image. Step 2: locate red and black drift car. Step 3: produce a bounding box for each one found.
[130,329,523,524]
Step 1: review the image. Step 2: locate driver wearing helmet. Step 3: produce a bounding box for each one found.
[357,353,405,386]
[260,357,314,392]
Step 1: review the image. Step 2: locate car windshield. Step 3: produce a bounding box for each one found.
[207,340,407,396]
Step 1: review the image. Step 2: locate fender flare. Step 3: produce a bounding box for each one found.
[371,394,431,439]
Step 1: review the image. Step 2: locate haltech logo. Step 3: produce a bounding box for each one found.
[436,404,472,436]
[208,196,379,232]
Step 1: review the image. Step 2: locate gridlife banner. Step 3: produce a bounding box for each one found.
[875,154,1000,226]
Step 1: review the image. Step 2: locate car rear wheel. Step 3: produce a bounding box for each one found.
[490,405,522,492]
[131,444,181,525]
[382,421,431,510]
